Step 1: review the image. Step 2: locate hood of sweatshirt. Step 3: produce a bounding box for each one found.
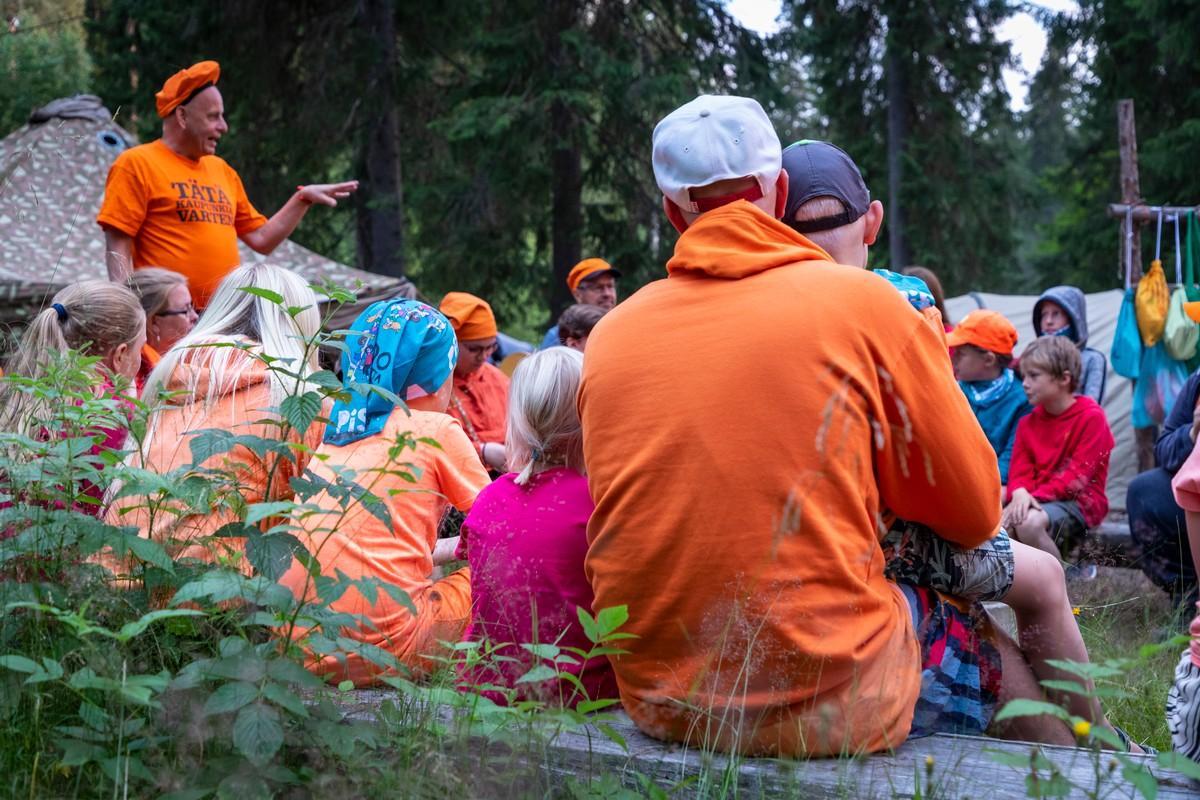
[666,200,835,280]
[1033,285,1089,347]
[161,338,271,406]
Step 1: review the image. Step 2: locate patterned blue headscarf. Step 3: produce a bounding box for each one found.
[325,299,458,445]
[873,269,936,312]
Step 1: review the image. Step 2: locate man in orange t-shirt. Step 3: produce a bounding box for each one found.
[97,61,358,308]
[578,96,1030,757]
[439,292,510,472]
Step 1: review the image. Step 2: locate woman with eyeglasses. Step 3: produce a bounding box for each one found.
[439,292,510,472]
[126,267,199,391]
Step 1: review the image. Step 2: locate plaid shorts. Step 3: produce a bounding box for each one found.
[899,583,1003,738]
[882,519,1016,602]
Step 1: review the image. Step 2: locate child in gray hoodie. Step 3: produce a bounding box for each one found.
[1033,285,1108,403]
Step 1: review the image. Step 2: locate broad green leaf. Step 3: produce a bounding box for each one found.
[576,607,599,644]
[204,681,259,716]
[266,657,325,689]
[984,747,1033,768]
[574,698,621,714]
[245,501,296,526]
[596,722,627,752]
[240,286,284,305]
[521,643,561,660]
[56,738,105,767]
[0,655,39,674]
[594,605,629,639]
[514,665,558,685]
[232,702,284,766]
[1024,771,1071,797]
[262,680,309,718]
[116,609,205,642]
[1158,751,1200,780]
[993,698,1070,723]
[280,392,322,433]
[1121,758,1159,800]
[246,532,303,581]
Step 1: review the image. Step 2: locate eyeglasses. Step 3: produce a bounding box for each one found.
[157,304,196,317]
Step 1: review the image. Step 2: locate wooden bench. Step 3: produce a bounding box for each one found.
[335,690,1196,798]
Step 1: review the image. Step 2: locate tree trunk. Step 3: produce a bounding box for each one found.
[885,7,911,269]
[356,0,406,278]
[546,0,582,318]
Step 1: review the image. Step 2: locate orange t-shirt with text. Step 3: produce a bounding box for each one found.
[97,140,267,307]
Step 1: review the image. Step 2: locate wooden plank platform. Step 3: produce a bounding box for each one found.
[335,690,1197,798]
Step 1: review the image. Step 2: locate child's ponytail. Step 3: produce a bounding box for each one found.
[505,347,586,485]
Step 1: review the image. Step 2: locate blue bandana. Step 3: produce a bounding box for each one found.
[963,369,1014,406]
[874,269,935,312]
[325,299,458,445]
[1051,324,1075,340]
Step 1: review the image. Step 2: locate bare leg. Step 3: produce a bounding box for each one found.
[987,623,1074,746]
[1003,541,1140,751]
[1012,508,1062,560]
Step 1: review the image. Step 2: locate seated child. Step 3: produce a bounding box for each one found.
[107,264,325,573]
[556,304,607,353]
[1032,286,1107,403]
[456,347,618,706]
[946,310,1032,486]
[0,281,145,516]
[279,298,491,685]
[1004,336,1114,562]
[875,270,1139,749]
[1168,439,1200,763]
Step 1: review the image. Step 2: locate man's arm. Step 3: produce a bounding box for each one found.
[1156,372,1200,472]
[104,227,135,283]
[240,181,359,255]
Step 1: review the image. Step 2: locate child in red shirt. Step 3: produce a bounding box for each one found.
[1004,336,1114,560]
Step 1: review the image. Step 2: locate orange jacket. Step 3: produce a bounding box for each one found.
[279,409,490,685]
[448,362,510,457]
[107,343,322,573]
[578,201,1001,757]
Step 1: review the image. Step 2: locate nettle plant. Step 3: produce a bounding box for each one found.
[0,285,638,799]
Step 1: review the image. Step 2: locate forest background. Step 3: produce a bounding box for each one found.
[2,0,1198,340]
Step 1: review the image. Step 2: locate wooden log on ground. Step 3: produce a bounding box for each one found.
[334,690,1197,798]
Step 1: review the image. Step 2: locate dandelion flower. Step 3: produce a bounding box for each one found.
[1072,606,1081,616]
[1073,720,1091,739]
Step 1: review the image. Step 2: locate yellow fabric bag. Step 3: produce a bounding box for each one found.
[1136,258,1170,346]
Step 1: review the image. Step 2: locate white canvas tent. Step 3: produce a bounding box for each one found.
[946,289,1134,512]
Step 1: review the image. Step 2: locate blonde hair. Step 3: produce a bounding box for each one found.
[1020,336,1081,392]
[140,264,321,441]
[127,267,188,318]
[0,281,145,438]
[505,347,585,485]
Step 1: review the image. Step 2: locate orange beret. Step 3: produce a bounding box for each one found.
[439,292,497,340]
[156,61,220,119]
[567,258,620,291]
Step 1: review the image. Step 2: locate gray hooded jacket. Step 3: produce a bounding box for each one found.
[1032,286,1107,403]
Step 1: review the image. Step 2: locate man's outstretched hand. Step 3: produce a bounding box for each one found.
[298,180,359,207]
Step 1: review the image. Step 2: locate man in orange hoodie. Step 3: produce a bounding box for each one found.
[579,95,1030,757]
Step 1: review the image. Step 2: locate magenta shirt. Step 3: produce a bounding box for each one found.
[456,467,617,706]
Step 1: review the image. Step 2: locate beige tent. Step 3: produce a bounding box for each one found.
[0,95,412,329]
[946,289,1136,512]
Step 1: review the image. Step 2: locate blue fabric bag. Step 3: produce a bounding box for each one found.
[1132,342,1189,429]
[1112,207,1143,379]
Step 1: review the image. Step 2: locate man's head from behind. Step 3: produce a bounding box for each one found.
[567,258,620,310]
[780,140,884,267]
[652,95,787,233]
[157,61,228,159]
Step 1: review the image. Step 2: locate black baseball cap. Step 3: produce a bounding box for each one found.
[781,140,871,233]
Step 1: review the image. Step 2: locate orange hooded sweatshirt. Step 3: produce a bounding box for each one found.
[106,343,323,573]
[578,201,1001,757]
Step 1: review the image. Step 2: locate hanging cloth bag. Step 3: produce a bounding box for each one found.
[1136,208,1170,346]
[1112,207,1143,379]
[1132,342,1190,428]
[1164,211,1199,360]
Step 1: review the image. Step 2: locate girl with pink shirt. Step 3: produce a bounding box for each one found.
[1168,438,1200,762]
[456,347,617,707]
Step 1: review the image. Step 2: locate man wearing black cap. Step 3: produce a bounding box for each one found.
[780,139,884,268]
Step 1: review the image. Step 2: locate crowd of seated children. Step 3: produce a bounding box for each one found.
[0,281,145,516]
[440,292,510,473]
[126,267,198,390]
[556,304,607,353]
[106,264,325,573]
[1031,286,1107,403]
[946,310,1031,487]
[1004,336,1114,562]
[456,346,617,706]
[279,298,490,685]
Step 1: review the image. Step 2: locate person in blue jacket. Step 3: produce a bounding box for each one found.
[1128,370,1200,607]
[945,310,1032,486]
[1032,286,1107,403]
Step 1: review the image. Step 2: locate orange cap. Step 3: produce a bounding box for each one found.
[945,310,1018,356]
[439,292,497,340]
[156,61,221,118]
[1184,302,1200,324]
[567,258,619,292]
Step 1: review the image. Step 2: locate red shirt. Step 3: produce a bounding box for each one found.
[1006,396,1113,527]
[447,363,509,460]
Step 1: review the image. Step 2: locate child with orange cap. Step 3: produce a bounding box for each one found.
[439,292,510,471]
[946,310,1032,486]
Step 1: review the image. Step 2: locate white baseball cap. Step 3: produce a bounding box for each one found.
[651,95,782,214]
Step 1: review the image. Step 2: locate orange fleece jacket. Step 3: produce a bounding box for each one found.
[578,201,1001,757]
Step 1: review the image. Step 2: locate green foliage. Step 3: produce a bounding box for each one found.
[0,2,93,134]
